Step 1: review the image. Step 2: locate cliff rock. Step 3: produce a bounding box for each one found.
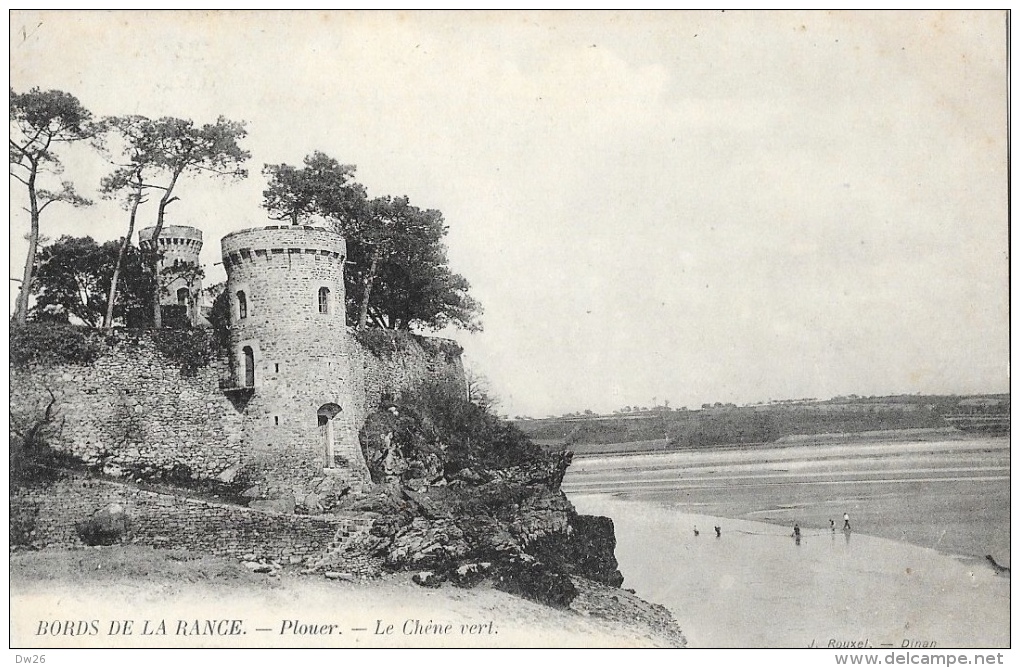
[343,393,625,607]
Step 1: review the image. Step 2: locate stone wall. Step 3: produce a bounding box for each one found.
[10,331,245,481]
[241,330,466,499]
[353,334,466,414]
[12,472,380,571]
[9,327,465,497]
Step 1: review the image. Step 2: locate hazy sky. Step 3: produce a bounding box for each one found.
[9,11,1009,417]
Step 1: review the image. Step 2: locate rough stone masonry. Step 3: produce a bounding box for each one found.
[9,223,466,502]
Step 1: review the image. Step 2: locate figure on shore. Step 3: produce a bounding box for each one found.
[843,512,851,531]
[830,519,835,532]
[693,525,699,537]
[714,526,721,538]
[793,523,801,545]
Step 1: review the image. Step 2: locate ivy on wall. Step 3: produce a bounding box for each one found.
[151,329,219,377]
[11,323,226,378]
[353,327,463,362]
[10,323,109,367]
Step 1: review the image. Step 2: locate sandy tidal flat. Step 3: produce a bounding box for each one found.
[570,495,1009,648]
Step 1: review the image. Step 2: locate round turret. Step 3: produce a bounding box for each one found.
[139,224,204,263]
[221,224,347,355]
[139,225,204,325]
[221,224,364,482]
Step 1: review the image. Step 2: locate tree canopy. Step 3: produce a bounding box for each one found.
[138,115,250,327]
[11,90,480,337]
[29,236,152,327]
[262,151,366,226]
[261,151,482,332]
[350,200,482,332]
[10,88,95,324]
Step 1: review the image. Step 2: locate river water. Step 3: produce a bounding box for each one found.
[563,437,1010,648]
[563,437,1010,564]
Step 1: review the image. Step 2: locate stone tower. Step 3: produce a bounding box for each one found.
[221,224,369,490]
[138,225,204,326]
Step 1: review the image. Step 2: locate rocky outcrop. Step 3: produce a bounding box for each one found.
[326,398,626,607]
[531,514,625,588]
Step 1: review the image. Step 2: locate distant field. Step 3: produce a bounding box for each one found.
[544,428,966,458]
[518,394,1008,451]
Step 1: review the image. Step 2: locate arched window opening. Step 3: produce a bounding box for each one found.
[318,287,330,314]
[237,290,247,319]
[242,346,255,388]
[176,287,189,306]
[317,403,343,468]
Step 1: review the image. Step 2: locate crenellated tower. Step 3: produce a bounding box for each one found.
[139,225,204,326]
[221,224,369,490]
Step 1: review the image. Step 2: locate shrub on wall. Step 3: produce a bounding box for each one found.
[13,322,226,376]
[151,328,217,376]
[353,327,464,364]
[415,335,464,363]
[160,305,191,330]
[10,323,108,367]
[352,328,415,359]
[75,504,131,546]
[361,379,544,480]
[10,434,85,485]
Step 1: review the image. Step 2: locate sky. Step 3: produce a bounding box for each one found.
[8,10,1010,418]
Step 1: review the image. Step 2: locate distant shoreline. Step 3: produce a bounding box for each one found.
[566,427,977,458]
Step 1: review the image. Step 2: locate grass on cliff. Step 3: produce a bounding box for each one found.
[371,379,546,473]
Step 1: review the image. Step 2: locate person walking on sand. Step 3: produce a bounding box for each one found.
[693,525,699,537]
[830,519,835,532]
[714,525,721,538]
[843,512,851,531]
